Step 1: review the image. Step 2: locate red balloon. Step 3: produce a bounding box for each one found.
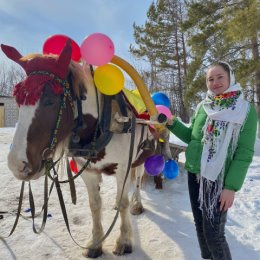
[43,34,81,62]
[69,159,78,174]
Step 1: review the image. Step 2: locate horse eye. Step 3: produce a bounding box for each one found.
[43,99,54,107]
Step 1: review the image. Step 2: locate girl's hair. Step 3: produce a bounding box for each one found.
[209,61,231,75]
[207,61,233,84]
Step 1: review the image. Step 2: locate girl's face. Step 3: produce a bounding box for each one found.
[206,65,230,95]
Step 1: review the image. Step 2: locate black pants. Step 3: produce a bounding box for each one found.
[188,172,232,260]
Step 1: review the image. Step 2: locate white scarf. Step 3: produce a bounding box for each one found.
[200,83,249,181]
[199,63,249,218]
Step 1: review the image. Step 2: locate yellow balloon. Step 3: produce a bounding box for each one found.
[94,64,124,95]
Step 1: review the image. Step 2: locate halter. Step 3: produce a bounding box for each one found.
[28,70,75,160]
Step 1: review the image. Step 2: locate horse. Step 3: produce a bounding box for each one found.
[1,40,162,258]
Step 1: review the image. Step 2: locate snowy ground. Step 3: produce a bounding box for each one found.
[0,127,259,260]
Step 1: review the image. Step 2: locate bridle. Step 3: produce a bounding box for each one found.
[27,70,75,161]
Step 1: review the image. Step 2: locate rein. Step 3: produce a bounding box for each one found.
[41,70,137,248]
[41,115,137,249]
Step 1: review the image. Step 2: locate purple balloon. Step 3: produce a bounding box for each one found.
[144,154,165,176]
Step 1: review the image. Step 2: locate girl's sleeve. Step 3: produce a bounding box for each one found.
[167,102,203,144]
[167,115,195,144]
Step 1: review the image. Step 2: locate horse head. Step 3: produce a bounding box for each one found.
[1,40,90,181]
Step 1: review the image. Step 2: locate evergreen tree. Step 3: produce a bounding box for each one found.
[130,0,190,122]
[182,0,260,133]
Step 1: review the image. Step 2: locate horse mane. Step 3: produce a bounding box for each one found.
[20,53,56,61]
[68,62,92,99]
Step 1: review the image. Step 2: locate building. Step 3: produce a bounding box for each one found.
[0,95,18,127]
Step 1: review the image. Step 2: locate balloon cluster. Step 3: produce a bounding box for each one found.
[144,157,179,180]
[149,92,172,129]
[42,33,123,95]
[42,33,177,180]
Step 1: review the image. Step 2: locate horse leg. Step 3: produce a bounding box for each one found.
[113,172,132,255]
[81,171,104,258]
[154,174,163,189]
[130,165,145,215]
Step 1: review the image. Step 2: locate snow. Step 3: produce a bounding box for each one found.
[0,127,259,260]
[169,133,187,148]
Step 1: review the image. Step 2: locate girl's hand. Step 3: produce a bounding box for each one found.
[219,189,235,211]
[167,116,175,126]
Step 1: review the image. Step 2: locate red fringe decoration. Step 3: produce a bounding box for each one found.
[13,74,63,106]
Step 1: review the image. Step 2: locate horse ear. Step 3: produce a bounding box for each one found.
[56,39,72,74]
[1,44,27,68]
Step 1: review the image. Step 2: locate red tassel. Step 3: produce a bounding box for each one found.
[69,159,78,174]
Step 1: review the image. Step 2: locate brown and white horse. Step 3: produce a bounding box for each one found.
[1,41,159,258]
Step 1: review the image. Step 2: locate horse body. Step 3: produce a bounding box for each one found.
[2,41,154,257]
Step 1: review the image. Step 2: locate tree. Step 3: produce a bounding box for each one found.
[130,0,190,122]
[182,0,260,134]
[0,62,25,96]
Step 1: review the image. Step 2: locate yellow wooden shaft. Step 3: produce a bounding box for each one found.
[111,55,158,118]
[111,55,166,134]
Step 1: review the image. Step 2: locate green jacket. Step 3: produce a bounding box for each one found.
[167,103,257,191]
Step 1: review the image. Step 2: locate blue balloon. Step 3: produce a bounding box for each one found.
[144,154,165,176]
[163,159,179,180]
[151,92,170,108]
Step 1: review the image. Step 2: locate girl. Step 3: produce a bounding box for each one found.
[167,62,257,260]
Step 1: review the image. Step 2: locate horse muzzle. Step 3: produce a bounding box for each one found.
[8,153,44,181]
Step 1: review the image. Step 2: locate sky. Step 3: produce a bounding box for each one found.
[0,0,152,65]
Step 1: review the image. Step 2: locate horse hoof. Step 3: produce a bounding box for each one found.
[130,204,144,215]
[83,248,103,258]
[113,243,132,255]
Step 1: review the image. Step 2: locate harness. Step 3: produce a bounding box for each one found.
[68,91,132,158]
[1,68,137,250]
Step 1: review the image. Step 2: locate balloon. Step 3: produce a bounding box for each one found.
[69,159,78,174]
[152,92,171,108]
[94,64,124,95]
[156,105,172,119]
[149,105,172,129]
[163,159,179,180]
[80,33,115,66]
[43,34,81,62]
[144,154,165,176]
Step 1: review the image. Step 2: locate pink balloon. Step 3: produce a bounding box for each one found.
[150,105,172,129]
[156,105,172,119]
[80,33,115,66]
